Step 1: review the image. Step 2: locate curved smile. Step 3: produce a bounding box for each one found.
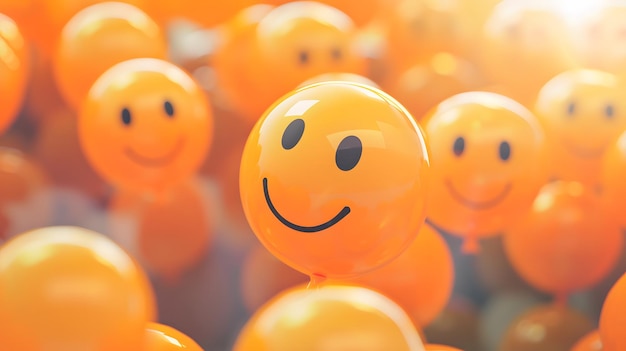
[124,137,185,167]
[263,177,350,233]
[445,179,512,210]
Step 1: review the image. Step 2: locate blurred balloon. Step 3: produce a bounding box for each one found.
[423,298,484,351]
[422,92,548,253]
[233,284,426,351]
[602,130,626,229]
[599,272,626,351]
[239,82,430,279]
[388,52,484,120]
[144,323,203,351]
[137,179,213,282]
[535,69,626,189]
[341,224,454,328]
[504,181,623,301]
[153,0,254,28]
[240,244,308,312]
[0,226,156,351]
[79,58,213,196]
[53,2,167,111]
[33,112,110,201]
[266,0,381,27]
[479,0,578,106]
[500,304,595,351]
[0,13,29,134]
[571,330,602,351]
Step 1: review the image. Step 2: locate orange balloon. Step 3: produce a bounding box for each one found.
[425,345,463,351]
[33,112,110,201]
[247,1,367,121]
[479,0,579,106]
[341,223,454,328]
[504,181,623,300]
[153,0,254,27]
[144,323,203,351]
[240,244,309,312]
[268,0,381,27]
[602,129,626,229]
[137,179,213,282]
[0,12,29,133]
[387,52,484,120]
[0,147,52,241]
[535,69,626,189]
[0,226,156,351]
[53,2,167,111]
[422,92,549,253]
[501,304,595,351]
[239,81,430,279]
[600,272,626,351]
[79,58,213,196]
[571,330,603,351]
[233,284,426,351]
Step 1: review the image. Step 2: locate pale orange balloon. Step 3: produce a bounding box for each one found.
[601,129,626,229]
[233,284,426,351]
[144,323,203,351]
[341,224,454,328]
[0,12,29,133]
[535,69,626,189]
[504,181,623,300]
[0,226,156,351]
[571,330,602,351]
[53,1,167,111]
[600,272,626,351]
[78,58,213,196]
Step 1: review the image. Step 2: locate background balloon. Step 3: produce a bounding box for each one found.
[144,322,203,351]
[233,284,426,351]
[599,272,626,351]
[0,13,29,134]
[601,129,626,229]
[571,330,602,351]
[0,226,156,351]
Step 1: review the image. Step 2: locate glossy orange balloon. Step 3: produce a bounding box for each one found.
[571,330,602,351]
[53,2,167,111]
[422,92,548,253]
[233,284,426,351]
[600,272,626,351]
[249,1,367,121]
[239,81,430,279]
[388,52,484,121]
[240,244,309,312]
[425,345,463,351]
[144,323,203,351]
[79,58,213,196]
[602,130,626,229]
[137,179,213,282]
[341,224,454,328]
[480,0,578,106]
[0,226,156,351]
[501,304,595,351]
[0,13,29,133]
[535,69,626,189]
[504,181,623,300]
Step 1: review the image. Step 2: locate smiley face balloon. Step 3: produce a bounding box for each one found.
[535,69,626,189]
[239,81,430,279]
[79,58,213,196]
[423,92,548,253]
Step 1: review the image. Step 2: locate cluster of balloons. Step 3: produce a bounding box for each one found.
[2,0,626,350]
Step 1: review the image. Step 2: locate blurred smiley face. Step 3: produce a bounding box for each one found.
[79,58,213,195]
[239,81,430,279]
[535,69,626,187]
[423,92,548,240]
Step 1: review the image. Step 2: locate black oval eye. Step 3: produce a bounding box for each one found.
[453,137,465,156]
[567,101,576,116]
[298,50,309,65]
[331,47,342,60]
[121,108,132,126]
[605,104,615,119]
[164,100,175,117]
[336,136,362,171]
[282,119,305,150]
[499,141,511,161]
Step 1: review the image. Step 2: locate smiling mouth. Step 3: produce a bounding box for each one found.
[445,179,512,210]
[262,178,350,233]
[124,137,186,167]
[563,141,605,159]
